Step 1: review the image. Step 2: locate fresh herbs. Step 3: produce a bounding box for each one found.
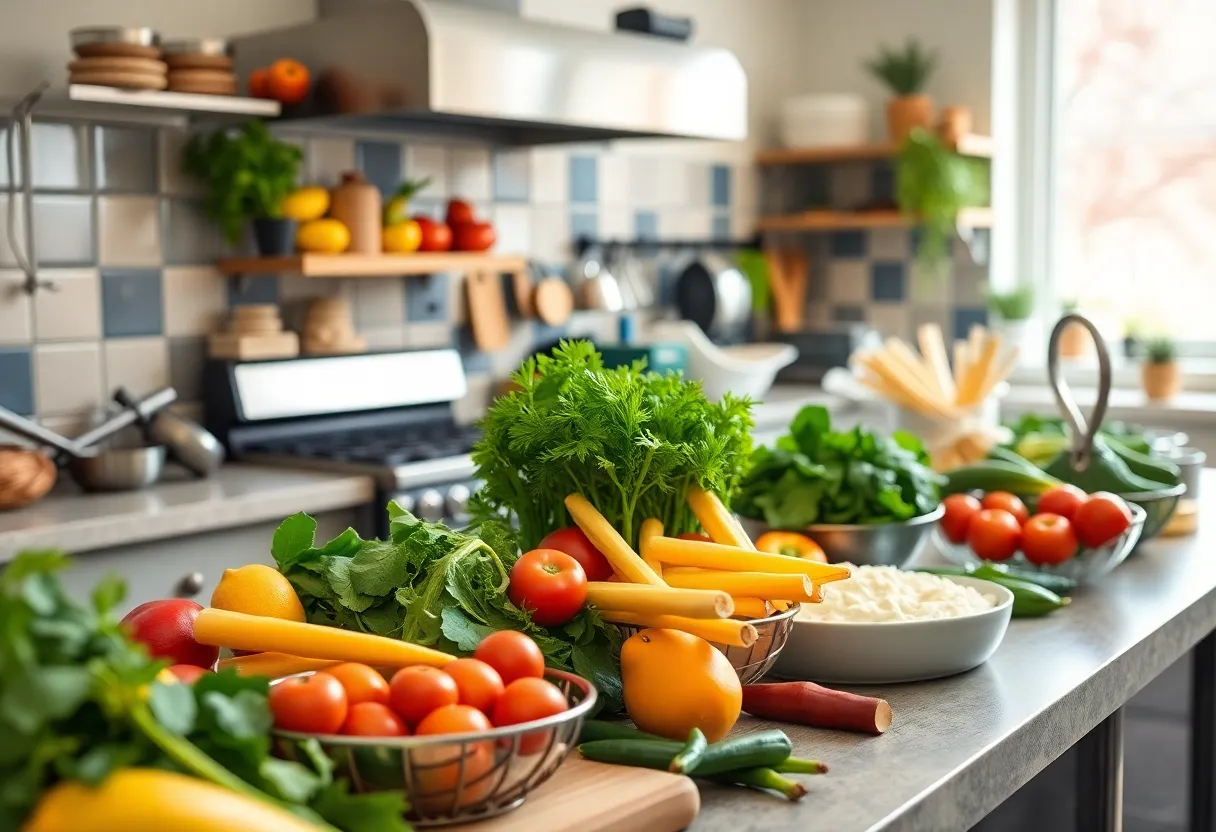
[734,406,942,528]
[0,550,407,832]
[471,340,754,551]
[864,39,937,97]
[896,129,988,275]
[272,508,625,713]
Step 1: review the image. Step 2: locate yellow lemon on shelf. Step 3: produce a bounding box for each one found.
[383,220,423,253]
[210,564,306,622]
[296,218,351,254]
[280,187,330,222]
[620,628,742,742]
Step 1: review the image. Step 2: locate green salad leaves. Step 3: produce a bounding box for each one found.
[471,340,754,550]
[0,550,407,832]
[272,508,624,713]
[734,405,943,528]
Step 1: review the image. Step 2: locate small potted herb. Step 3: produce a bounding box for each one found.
[865,39,938,142]
[987,284,1034,354]
[897,129,986,275]
[182,120,303,255]
[1057,300,1092,359]
[1141,336,1181,402]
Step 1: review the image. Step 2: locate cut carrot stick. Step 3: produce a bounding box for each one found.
[193,608,454,667]
[639,517,665,577]
[662,568,816,603]
[599,610,758,648]
[585,582,734,619]
[742,681,893,735]
[688,487,756,550]
[217,652,337,678]
[730,597,771,619]
[648,536,851,583]
[565,494,665,586]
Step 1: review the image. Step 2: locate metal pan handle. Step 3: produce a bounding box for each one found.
[1047,313,1111,472]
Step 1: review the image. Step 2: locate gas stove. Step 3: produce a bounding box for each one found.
[203,349,482,533]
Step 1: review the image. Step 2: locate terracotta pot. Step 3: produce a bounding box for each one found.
[328,171,381,255]
[1057,320,1092,359]
[886,94,934,143]
[938,105,972,148]
[1142,362,1181,402]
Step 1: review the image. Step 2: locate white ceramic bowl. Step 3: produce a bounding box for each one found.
[770,576,1013,684]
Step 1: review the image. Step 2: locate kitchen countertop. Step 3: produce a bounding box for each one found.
[0,465,375,562]
[693,469,1216,831]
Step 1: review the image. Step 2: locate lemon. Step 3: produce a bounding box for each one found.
[210,564,306,622]
[296,218,351,253]
[383,220,422,253]
[281,187,330,222]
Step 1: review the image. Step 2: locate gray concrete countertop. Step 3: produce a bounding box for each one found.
[693,469,1216,831]
[751,384,853,435]
[0,464,375,562]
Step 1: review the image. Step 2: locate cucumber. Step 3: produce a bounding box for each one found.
[971,563,1077,595]
[1044,436,1169,494]
[988,445,1047,476]
[914,566,1070,615]
[578,730,793,776]
[669,728,708,774]
[578,720,664,744]
[1104,435,1181,487]
[943,461,1062,497]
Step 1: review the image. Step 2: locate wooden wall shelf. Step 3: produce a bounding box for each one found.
[217,253,528,278]
[754,208,994,233]
[755,134,994,166]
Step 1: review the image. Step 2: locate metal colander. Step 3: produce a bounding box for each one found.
[272,669,596,826]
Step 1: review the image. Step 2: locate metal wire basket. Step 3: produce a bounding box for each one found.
[272,669,597,827]
[616,603,800,685]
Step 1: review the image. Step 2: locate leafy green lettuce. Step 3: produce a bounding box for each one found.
[272,508,624,713]
[734,405,943,528]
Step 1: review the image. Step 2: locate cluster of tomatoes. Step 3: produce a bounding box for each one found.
[268,631,567,746]
[941,486,1134,565]
[505,527,615,627]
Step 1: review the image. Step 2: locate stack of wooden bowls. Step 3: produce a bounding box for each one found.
[163,39,235,95]
[302,298,367,356]
[209,304,300,360]
[69,27,167,90]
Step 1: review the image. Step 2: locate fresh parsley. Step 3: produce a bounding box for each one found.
[734,405,943,528]
[470,340,754,550]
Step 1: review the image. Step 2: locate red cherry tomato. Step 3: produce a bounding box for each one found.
[1073,492,1133,548]
[326,662,390,706]
[941,494,982,544]
[1035,484,1088,522]
[537,527,614,582]
[388,666,459,727]
[981,491,1029,526]
[414,216,453,252]
[507,549,588,627]
[342,702,407,737]
[1022,513,1079,565]
[445,199,476,227]
[491,677,569,754]
[167,664,212,684]
[415,704,493,736]
[268,59,310,105]
[445,658,505,714]
[120,599,218,669]
[473,631,545,686]
[452,221,496,252]
[268,672,348,735]
[967,508,1022,561]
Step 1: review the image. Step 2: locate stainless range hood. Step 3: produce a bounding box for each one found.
[230,0,747,145]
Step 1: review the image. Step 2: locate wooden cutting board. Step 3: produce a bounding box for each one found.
[466,268,512,350]
[447,756,699,832]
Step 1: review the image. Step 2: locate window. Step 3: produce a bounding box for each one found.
[1053,0,1216,352]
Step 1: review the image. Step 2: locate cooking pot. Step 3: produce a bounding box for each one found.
[674,252,752,341]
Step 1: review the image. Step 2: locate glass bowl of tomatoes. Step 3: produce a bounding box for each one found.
[933,489,1146,584]
[270,663,596,825]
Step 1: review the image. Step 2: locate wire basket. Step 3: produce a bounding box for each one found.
[272,669,597,827]
[615,603,800,685]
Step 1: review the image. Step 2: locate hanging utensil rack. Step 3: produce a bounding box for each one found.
[573,233,762,259]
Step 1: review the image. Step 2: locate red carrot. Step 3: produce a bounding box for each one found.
[741,681,892,735]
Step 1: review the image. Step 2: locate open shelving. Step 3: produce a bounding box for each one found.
[216,252,529,278]
[754,207,994,233]
[754,134,994,166]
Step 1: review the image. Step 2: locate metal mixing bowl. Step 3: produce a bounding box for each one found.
[738,503,945,567]
[68,444,165,492]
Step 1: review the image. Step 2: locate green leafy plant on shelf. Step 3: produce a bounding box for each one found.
[182,120,303,246]
[1144,336,1177,365]
[896,128,988,276]
[864,39,937,96]
[988,285,1035,321]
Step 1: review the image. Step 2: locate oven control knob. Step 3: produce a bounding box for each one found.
[418,489,445,522]
[445,484,471,518]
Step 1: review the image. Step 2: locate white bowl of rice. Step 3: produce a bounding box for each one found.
[772,566,1014,684]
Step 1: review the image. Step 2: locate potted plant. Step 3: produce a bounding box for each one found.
[987,284,1034,354]
[1142,336,1181,401]
[182,120,303,256]
[896,129,986,275]
[865,39,938,142]
[1057,301,1092,359]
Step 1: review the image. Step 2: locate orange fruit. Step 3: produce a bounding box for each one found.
[210,564,306,622]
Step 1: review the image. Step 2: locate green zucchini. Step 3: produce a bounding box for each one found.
[1044,435,1169,494]
[1104,435,1181,487]
[987,445,1047,476]
[943,461,1062,497]
[914,566,1070,616]
[971,563,1077,595]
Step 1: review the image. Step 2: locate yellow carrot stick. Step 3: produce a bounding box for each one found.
[217,652,337,678]
[586,582,733,619]
[193,609,455,668]
[565,494,665,585]
[639,517,665,577]
[730,597,771,619]
[662,568,816,603]
[687,487,756,550]
[648,536,851,583]
[600,610,758,648]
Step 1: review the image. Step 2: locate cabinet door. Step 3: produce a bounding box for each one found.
[55,510,360,616]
